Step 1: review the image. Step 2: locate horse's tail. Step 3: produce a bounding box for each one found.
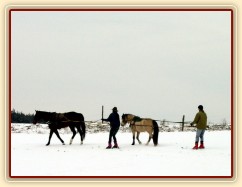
[152,120,159,146]
[81,120,86,140]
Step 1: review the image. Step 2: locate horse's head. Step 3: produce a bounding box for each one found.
[121,114,127,126]
[121,114,134,126]
[33,110,42,124]
[33,110,52,124]
[33,110,41,124]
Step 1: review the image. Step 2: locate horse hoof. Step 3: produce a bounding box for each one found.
[81,142,83,145]
[46,144,50,146]
[69,139,73,145]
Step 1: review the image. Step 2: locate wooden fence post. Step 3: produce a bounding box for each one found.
[102,106,104,124]
[181,115,185,131]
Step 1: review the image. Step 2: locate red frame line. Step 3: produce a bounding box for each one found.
[8,8,234,179]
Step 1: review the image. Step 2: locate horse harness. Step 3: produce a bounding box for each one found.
[128,116,153,128]
[52,113,82,123]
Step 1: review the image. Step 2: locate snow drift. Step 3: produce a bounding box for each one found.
[10,123,232,177]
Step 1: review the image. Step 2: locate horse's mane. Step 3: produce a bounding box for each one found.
[123,113,134,116]
[122,114,139,120]
[36,110,56,114]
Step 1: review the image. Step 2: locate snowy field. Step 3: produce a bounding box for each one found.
[10,124,232,177]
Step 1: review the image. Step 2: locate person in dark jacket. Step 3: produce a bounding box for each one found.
[190,105,207,149]
[102,107,120,149]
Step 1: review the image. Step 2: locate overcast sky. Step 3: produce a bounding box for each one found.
[11,10,231,123]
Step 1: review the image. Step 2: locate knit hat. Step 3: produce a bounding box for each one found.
[112,107,118,112]
[198,105,203,110]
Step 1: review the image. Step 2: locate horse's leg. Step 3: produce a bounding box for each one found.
[46,129,54,146]
[136,132,142,144]
[76,124,83,145]
[69,125,76,145]
[146,131,153,145]
[54,129,65,145]
[131,131,135,145]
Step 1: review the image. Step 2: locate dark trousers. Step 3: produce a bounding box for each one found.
[108,127,119,143]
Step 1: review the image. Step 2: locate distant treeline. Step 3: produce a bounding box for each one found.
[11,109,34,123]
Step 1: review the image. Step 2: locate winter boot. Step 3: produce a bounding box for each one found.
[112,142,119,149]
[192,142,198,150]
[106,143,112,149]
[198,141,205,149]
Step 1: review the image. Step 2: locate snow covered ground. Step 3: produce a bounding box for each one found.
[10,124,232,177]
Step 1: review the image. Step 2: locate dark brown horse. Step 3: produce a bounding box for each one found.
[121,114,159,146]
[33,110,86,146]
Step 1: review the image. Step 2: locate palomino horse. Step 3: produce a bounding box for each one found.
[33,110,86,146]
[121,114,159,146]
